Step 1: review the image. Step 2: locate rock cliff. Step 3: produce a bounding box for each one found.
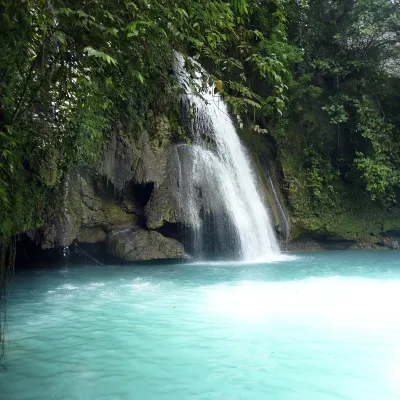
[19,105,291,264]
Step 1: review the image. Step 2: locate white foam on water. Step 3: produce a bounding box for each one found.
[56,284,79,291]
[125,282,156,290]
[187,253,299,267]
[205,276,400,329]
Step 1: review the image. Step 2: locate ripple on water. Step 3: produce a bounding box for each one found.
[56,283,79,290]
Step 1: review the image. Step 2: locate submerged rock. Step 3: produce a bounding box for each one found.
[106,228,186,261]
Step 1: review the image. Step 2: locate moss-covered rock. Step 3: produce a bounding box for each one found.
[280,135,400,244]
[77,226,107,244]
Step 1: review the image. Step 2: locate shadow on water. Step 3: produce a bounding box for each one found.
[12,250,400,288]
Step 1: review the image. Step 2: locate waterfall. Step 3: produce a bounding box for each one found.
[174,53,280,261]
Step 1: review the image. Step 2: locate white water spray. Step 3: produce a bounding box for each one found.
[174,53,280,261]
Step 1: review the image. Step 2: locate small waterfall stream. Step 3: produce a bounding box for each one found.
[61,172,70,259]
[263,160,290,250]
[174,53,280,261]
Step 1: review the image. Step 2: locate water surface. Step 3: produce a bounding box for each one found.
[2,251,400,399]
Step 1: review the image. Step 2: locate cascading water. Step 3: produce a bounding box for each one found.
[174,53,280,261]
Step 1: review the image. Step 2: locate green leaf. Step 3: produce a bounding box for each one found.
[84,47,118,66]
[177,8,189,18]
[134,71,145,84]
[127,30,139,38]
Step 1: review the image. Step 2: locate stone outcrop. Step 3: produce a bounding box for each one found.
[33,113,186,262]
[41,169,138,249]
[144,145,181,229]
[98,114,175,189]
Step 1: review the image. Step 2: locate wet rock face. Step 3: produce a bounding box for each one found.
[144,144,181,230]
[98,115,175,190]
[41,170,138,249]
[96,116,182,232]
[97,128,137,191]
[106,228,186,261]
[145,179,178,229]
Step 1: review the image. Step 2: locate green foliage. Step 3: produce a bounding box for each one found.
[280,0,400,217]
[353,98,400,203]
[303,146,338,205]
[322,96,349,125]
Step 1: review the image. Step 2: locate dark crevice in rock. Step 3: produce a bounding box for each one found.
[70,241,120,264]
[382,229,400,237]
[132,182,154,208]
[15,234,120,269]
[156,222,182,241]
[15,234,62,267]
[287,233,359,251]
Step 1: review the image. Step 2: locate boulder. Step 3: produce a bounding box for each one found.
[106,228,186,261]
